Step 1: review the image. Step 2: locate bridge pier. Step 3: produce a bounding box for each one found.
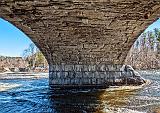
[49,64,128,89]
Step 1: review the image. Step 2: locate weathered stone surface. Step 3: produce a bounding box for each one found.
[0,0,159,88]
[49,64,139,88]
[1,0,160,65]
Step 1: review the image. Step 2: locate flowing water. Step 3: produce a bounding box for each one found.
[0,71,160,113]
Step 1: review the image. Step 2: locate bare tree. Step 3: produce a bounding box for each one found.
[125,28,160,70]
[22,43,48,70]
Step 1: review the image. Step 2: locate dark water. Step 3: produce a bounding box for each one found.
[0,71,160,113]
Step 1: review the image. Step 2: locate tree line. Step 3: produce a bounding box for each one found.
[22,43,48,69]
[125,28,160,70]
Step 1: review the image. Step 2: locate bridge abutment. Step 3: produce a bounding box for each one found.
[49,64,130,89]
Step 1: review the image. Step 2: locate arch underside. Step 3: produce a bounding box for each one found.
[1,0,160,65]
[0,0,160,88]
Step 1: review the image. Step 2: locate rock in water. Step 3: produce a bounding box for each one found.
[121,65,146,85]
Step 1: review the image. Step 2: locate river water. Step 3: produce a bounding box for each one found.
[0,71,160,113]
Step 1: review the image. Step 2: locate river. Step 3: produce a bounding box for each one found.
[0,71,160,113]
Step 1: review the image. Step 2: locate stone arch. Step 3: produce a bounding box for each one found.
[1,0,160,65]
[1,0,160,88]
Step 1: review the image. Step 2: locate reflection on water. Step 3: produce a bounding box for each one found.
[101,89,137,107]
[49,90,104,113]
[0,71,160,113]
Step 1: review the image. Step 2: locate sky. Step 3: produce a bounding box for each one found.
[145,18,160,32]
[0,18,160,57]
[0,18,32,57]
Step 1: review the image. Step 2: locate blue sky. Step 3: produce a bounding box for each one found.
[0,18,160,57]
[145,18,160,32]
[0,18,32,57]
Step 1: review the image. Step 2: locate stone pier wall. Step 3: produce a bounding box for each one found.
[49,64,133,88]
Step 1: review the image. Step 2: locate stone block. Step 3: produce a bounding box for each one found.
[54,65,60,71]
[88,72,94,78]
[64,72,69,78]
[56,72,61,78]
[88,65,96,71]
[83,65,89,71]
[75,65,84,71]
[65,65,75,71]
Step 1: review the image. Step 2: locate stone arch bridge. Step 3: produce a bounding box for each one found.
[0,0,160,88]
